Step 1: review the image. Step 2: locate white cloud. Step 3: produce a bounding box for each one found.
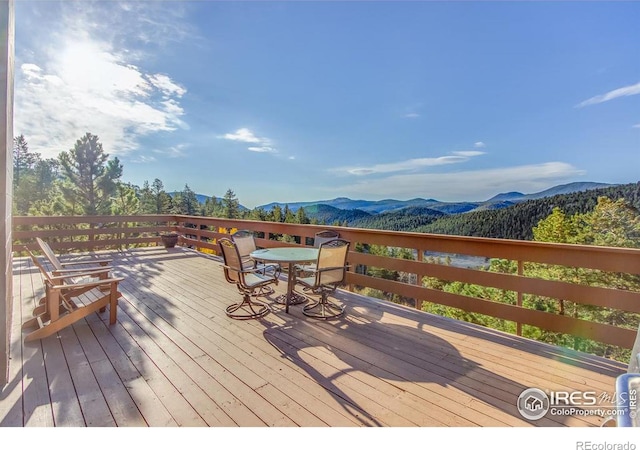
[453,151,485,157]
[148,74,188,98]
[404,112,420,119]
[633,123,640,129]
[221,128,265,144]
[336,151,484,176]
[474,142,486,148]
[219,127,281,155]
[153,144,188,158]
[333,162,585,201]
[576,81,640,108]
[14,3,190,159]
[248,146,277,153]
[131,155,157,164]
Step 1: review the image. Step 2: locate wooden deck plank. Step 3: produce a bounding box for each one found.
[105,314,208,427]
[56,326,116,427]
[71,320,147,426]
[115,293,252,426]
[84,315,178,427]
[349,298,623,387]
[112,303,221,426]
[40,334,85,426]
[5,248,628,428]
[17,264,55,427]
[1,262,33,426]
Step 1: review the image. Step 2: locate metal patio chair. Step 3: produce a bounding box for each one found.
[295,239,350,320]
[231,229,278,296]
[219,238,280,320]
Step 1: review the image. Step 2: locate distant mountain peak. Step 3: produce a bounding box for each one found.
[486,191,525,202]
[486,182,614,203]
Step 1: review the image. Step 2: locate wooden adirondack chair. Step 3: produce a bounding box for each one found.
[36,237,112,280]
[23,249,123,342]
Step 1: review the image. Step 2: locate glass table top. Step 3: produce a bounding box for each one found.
[250,247,318,263]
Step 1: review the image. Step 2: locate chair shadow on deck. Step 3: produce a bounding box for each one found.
[262,289,620,427]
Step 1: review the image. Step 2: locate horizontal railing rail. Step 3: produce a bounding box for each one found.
[13,215,178,252]
[13,214,640,350]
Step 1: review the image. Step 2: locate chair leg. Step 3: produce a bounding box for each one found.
[226,294,270,320]
[302,291,344,320]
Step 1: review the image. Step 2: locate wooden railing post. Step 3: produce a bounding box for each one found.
[415,248,423,310]
[88,222,95,252]
[517,260,523,336]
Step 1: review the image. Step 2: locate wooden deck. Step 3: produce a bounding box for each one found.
[1,247,627,427]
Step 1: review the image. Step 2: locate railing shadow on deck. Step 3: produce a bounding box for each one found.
[262,288,622,427]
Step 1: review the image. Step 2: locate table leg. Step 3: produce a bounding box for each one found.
[286,262,294,313]
[273,262,307,312]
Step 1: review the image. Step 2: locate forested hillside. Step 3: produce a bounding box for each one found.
[301,204,371,225]
[351,206,446,231]
[417,182,640,240]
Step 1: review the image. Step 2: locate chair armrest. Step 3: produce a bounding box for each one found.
[60,259,112,267]
[53,266,112,274]
[226,264,281,277]
[49,268,113,281]
[308,265,349,274]
[49,277,124,291]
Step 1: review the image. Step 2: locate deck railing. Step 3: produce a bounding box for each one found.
[13,214,640,350]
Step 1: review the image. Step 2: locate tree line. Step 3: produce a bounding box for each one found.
[14,133,248,220]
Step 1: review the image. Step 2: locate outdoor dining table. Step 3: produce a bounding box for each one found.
[250,247,319,313]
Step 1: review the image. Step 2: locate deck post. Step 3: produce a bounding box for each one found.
[517,260,523,336]
[0,0,14,386]
[415,248,423,310]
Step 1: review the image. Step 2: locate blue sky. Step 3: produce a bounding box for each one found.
[13,1,640,209]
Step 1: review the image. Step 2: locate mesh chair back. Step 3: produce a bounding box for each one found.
[314,230,340,248]
[316,239,349,286]
[219,238,243,284]
[232,230,257,259]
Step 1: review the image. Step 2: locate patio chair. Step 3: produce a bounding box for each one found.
[313,230,340,247]
[231,229,278,296]
[219,238,280,320]
[36,237,112,283]
[23,250,123,342]
[298,229,341,276]
[295,239,350,320]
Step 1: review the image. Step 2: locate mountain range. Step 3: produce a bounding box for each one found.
[257,182,614,215]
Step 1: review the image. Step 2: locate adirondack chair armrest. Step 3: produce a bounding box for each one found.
[48,268,113,282]
[60,259,112,267]
[52,266,113,274]
[49,277,124,291]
